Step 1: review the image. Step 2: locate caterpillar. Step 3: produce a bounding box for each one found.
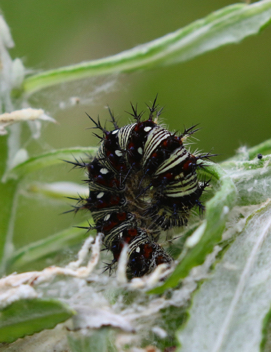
[68,98,213,277]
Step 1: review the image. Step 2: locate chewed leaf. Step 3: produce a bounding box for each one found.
[0,298,75,343]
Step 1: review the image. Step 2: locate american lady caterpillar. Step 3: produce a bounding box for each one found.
[68,98,213,277]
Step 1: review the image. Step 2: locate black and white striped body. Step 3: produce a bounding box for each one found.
[70,99,211,277]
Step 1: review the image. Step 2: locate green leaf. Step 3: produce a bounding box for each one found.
[261,307,271,352]
[7,220,94,272]
[0,135,19,273]
[4,147,97,181]
[68,328,118,352]
[178,200,271,352]
[247,138,271,160]
[0,298,75,343]
[23,1,271,95]
[149,162,237,294]
[222,137,271,163]
[27,181,88,200]
[220,155,271,206]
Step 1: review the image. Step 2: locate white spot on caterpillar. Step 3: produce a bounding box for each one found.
[100,168,109,174]
[138,147,143,155]
[112,129,119,134]
[144,126,152,132]
[104,214,110,221]
[119,232,123,238]
[115,150,122,157]
[136,247,141,253]
[97,192,104,199]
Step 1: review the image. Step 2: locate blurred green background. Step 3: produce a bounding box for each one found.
[1,0,271,265]
[2,0,271,158]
